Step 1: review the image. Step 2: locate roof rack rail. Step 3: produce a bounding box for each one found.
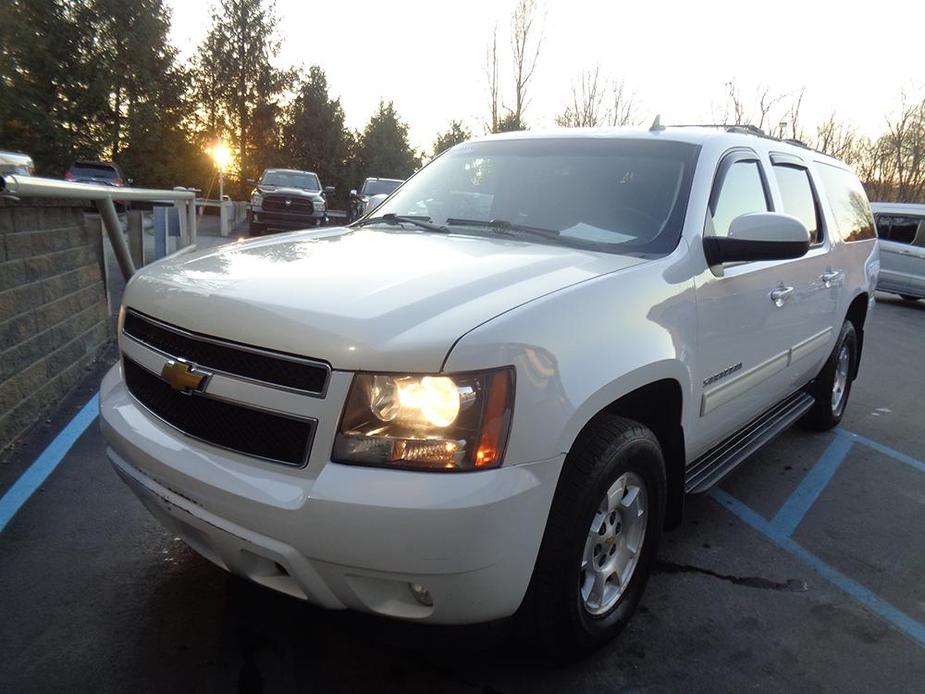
[654,122,836,159]
[663,123,768,136]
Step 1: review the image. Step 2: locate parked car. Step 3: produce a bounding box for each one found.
[0,150,34,176]
[249,168,335,236]
[65,160,129,186]
[870,202,925,301]
[101,126,877,658]
[348,177,403,222]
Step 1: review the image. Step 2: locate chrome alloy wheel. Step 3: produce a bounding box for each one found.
[831,343,851,415]
[580,471,648,616]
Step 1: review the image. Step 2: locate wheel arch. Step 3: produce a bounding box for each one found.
[845,292,869,379]
[564,373,687,530]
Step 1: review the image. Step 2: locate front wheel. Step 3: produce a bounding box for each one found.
[802,321,858,430]
[518,415,666,660]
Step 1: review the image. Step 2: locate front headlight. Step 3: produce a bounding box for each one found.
[313,199,325,211]
[251,193,262,207]
[333,368,514,471]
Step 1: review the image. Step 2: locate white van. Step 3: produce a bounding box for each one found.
[871,202,925,301]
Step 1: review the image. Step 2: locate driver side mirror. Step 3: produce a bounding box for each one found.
[323,185,335,197]
[704,212,810,266]
[349,189,357,197]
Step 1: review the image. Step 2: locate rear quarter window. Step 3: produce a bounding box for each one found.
[816,164,875,242]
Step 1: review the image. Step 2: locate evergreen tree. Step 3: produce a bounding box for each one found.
[0,0,102,174]
[357,101,421,180]
[191,0,294,182]
[432,120,472,157]
[284,66,352,207]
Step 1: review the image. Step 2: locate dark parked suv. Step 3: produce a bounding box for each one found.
[65,160,129,186]
[249,168,334,236]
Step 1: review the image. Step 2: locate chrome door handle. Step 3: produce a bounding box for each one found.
[770,285,794,307]
[821,270,842,287]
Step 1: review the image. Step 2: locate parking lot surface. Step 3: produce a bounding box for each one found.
[0,292,923,693]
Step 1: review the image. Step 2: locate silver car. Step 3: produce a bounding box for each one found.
[871,202,925,301]
[0,150,34,176]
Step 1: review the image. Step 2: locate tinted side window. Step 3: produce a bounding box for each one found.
[711,161,769,237]
[875,215,920,245]
[816,164,875,242]
[773,165,821,243]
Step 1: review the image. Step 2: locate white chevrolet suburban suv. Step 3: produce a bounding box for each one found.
[100,126,879,656]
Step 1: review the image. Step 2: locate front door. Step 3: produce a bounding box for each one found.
[692,150,811,456]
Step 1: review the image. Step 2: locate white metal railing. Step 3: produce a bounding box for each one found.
[0,174,197,280]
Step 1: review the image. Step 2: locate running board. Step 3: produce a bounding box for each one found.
[685,391,814,494]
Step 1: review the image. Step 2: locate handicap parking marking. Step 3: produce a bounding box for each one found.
[712,488,925,649]
[770,434,854,537]
[711,426,925,650]
[0,393,100,533]
[838,428,925,474]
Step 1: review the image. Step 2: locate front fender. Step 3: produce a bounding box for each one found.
[443,250,698,465]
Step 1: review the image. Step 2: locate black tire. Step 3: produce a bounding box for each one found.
[899,294,921,302]
[248,222,264,237]
[518,415,666,660]
[802,320,857,431]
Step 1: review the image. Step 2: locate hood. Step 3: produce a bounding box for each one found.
[258,185,322,199]
[124,228,644,372]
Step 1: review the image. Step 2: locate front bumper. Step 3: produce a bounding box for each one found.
[252,206,325,230]
[99,364,562,624]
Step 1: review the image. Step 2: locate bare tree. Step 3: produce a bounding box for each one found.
[507,0,543,128]
[556,70,641,128]
[484,25,500,133]
[814,114,857,161]
[555,67,605,127]
[607,79,639,127]
[719,80,795,134]
[882,95,925,202]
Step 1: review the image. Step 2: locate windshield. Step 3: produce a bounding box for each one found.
[70,163,118,179]
[373,138,700,255]
[362,179,402,196]
[261,171,320,191]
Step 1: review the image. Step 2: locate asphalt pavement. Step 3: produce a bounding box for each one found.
[0,290,923,693]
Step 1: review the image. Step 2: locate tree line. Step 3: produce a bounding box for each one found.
[2,0,923,204]
[0,0,450,205]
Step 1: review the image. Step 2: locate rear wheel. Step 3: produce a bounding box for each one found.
[802,320,857,430]
[899,294,921,302]
[519,415,666,660]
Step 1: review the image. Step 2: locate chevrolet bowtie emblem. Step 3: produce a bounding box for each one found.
[161,359,208,392]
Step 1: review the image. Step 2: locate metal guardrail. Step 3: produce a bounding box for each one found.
[0,175,197,280]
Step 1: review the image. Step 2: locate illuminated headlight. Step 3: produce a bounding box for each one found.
[251,193,262,207]
[333,368,514,471]
[313,199,325,211]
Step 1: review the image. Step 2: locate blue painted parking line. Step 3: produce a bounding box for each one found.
[838,428,925,474]
[0,393,100,533]
[712,488,925,649]
[771,434,854,537]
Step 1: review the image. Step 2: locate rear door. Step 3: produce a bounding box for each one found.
[875,214,925,296]
[768,154,841,387]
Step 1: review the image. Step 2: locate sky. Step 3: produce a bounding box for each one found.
[166,0,925,153]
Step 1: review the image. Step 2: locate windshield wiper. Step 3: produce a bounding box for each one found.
[444,218,560,241]
[357,213,448,233]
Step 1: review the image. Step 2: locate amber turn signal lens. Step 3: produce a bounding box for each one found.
[474,369,513,468]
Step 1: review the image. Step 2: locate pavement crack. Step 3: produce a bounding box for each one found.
[656,560,807,592]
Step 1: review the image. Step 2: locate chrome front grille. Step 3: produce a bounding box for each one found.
[122,311,329,395]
